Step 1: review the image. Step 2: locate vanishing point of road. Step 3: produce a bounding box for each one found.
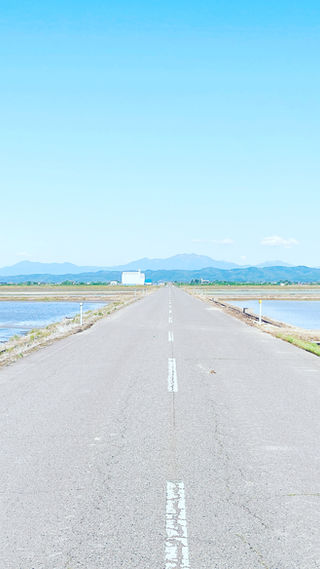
[1,286,320,568]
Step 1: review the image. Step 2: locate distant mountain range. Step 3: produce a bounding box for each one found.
[0,254,295,276]
[0,254,317,283]
[109,254,240,271]
[1,265,320,284]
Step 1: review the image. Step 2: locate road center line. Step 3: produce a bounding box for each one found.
[168,331,174,342]
[169,315,173,324]
[165,481,190,569]
[168,358,178,392]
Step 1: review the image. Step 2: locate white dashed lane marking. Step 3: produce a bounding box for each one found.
[168,331,174,342]
[168,358,178,392]
[165,481,190,569]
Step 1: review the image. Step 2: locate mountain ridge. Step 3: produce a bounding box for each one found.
[0,254,297,276]
[1,265,320,284]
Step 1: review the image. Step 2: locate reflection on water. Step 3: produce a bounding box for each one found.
[231,300,320,330]
[0,301,106,342]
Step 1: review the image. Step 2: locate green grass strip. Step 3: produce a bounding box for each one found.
[277,334,320,357]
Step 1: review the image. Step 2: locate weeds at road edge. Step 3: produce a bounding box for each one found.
[276,334,320,357]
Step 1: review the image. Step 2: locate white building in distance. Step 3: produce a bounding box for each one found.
[121,270,145,286]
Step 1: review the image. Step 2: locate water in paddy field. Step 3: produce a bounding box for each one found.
[0,301,107,342]
[231,300,320,330]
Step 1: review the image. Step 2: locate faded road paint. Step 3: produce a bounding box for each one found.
[168,358,178,392]
[165,481,190,569]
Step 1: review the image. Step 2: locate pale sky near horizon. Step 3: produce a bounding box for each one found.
[1,1,319,267]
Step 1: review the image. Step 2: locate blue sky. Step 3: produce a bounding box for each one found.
[1,1,319,267]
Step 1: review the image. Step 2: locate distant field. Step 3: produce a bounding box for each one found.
[0,284,153,301]
[184,284,320,300]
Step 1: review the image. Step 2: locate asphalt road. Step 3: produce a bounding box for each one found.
[1,286,320,568]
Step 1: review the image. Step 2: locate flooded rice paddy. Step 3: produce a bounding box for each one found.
[0,301,106,342]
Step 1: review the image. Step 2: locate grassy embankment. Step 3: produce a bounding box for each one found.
[0,301,120,367]
[0,285,153,367]
[184,284,320,358]
[277,335,320,357]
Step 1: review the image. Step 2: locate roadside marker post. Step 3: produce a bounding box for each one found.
[80,302,83,326]
[259,299,262,324]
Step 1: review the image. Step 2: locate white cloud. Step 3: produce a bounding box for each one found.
[261,235,299,248]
